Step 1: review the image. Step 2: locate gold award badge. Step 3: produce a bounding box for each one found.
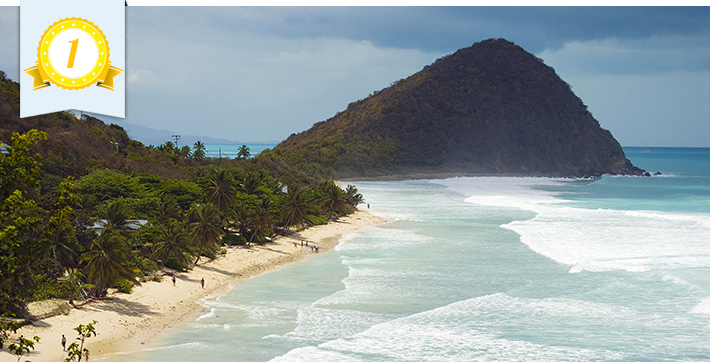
[24,17,123,91]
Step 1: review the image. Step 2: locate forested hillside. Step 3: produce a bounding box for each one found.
[270,38,645,179]
[0,71,362,325]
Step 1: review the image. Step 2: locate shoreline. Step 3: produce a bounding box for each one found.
[338,172,607,182]
[7,209,385,362]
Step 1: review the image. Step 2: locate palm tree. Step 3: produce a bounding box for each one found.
[192,141,206,162]
[178,145,192,160]
[227,202,250,236]
[80,232,138,297]
[63,272,94,307]
[203,169,237,213]
[158,141,176,154]
[159,141,178,164]
[318,181,348,220]
[151,197,181,224]
[248,197,276,244]
[48,222,84,274]
[187,204,223,266]
[97,200,134,238]
[151,220,193,269]
[280,184,315,229]
[237,145,251,159]
[240,172,264,195]
[344,184,364,207]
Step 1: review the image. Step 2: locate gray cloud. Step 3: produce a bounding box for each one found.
[122,12,442,142]
[538,35,710,76]
[2,6,710,146]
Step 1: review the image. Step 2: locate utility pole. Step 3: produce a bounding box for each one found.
[172,134,180,148]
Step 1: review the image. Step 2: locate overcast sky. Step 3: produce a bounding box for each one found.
[1,7,710,146]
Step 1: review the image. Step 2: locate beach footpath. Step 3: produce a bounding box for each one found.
[7,210,385,362]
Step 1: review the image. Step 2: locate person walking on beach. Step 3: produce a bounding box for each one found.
[200,277,205,289]
[61,334,66,351]
[172,274,176,286]
[84,349,90,361]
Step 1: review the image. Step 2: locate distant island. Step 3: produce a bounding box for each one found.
[267,38,646,179]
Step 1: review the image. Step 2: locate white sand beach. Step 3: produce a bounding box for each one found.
[6,210,385,362]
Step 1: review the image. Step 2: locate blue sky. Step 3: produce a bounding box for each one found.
[1,7,709,146]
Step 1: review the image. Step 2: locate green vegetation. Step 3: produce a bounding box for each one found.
[116,279,132,294]
[192,141,206,162]
[64,320,97,362]
[0,75,364,319]
[268,38,644,178]
[7,334,40,362]
[237,144,251,159]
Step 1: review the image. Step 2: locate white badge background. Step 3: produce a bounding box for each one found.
[20,0,125,118]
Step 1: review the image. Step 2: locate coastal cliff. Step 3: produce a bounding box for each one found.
[269,38,646,179]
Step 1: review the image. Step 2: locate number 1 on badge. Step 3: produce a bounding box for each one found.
[67,38,79,68]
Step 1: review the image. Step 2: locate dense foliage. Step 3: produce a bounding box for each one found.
[0,75,364,320]
[269,38,645,178]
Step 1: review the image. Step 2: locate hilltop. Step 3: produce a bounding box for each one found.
[268,38,645,179]
[0,71,189,183]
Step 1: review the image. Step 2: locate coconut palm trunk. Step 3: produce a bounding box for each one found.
[187,204,223,266]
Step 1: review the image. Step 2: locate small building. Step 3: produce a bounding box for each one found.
[89,219,150,235]
[0,142,9,156]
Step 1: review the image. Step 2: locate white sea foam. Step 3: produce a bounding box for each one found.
[433,176,710,273]
[432,176,569,210]
[335,227,432,252]
[283,306,392,342]
[505,206,710,273]
[272,293,626,362]
[188,323,231,330]
[201,299,303,327]
[269,346,363,362]
[196,308,216,321]
[690,298,710,314]
[661,272,690,285]
[141,341,210,352]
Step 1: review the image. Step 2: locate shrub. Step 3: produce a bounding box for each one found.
[128,256,158,276]
[165,256,188,271]
[308,215,328,225]
[222,234,247,246]
[252,234,267,244]
[25,274,66,302]
[116,279,132,294]
[200,245,217,260]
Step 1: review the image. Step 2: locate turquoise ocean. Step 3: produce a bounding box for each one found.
[109,147,710,361]
[202,144,277,159]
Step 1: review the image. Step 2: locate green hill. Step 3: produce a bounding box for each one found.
[269,38,645,179]
[0,70,363,319]
[0,71,190,183]
[0,70,317,191]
